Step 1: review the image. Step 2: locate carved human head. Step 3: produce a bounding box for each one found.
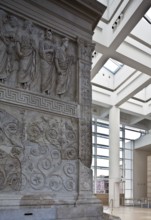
[45,29,52,40]
[24,20,33,33]
[62,37,69,48]
[9,15,18,28]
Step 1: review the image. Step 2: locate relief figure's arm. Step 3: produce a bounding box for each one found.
[16,41,22,57]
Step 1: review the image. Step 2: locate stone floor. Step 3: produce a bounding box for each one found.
[104,206,151,220]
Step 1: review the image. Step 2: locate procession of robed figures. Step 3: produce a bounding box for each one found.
[0,9,74,98]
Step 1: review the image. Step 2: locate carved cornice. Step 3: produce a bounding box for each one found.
[57,0,106,30]
[0,0,106,39]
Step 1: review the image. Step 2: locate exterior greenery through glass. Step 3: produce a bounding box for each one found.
[91,117,146,201]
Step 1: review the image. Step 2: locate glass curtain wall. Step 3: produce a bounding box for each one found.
[92,117,146,201]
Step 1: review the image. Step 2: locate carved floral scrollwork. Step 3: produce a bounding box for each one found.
[45,128,58,141]
[30,172,45,190]
[51,149,61,160]
[11,146,22,157]
[0,149,7,159]
[64,147,77,160]
[7,173,21,191]
[65,130,76,142]
[4,157,20,174]
[0,109,78,193]
[27,123,42,142]
[20,173,28,191]
[36,148,61,177]
[0,109,23,149]
[38,157,52,173]
[4,122,18,135]
[30,144,48,156]
[49,175,63,191]
[0,171,5,190]
[80,63,91,103]
[78,59,92,168]
[64,179,75,191]
[0,130,5,143]
[0,109,23,191]
[80,121,92,168]
[30,147,40,157]
[38,144,48,155]
[40,158,51,170]
[63,163,75,178]
[0,154,22,191]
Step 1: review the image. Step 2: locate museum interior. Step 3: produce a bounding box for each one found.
[0,0,151,220]
[91,0,151,219]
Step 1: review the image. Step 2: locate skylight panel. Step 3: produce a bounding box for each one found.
[145,8,151,20]
[104,58,123,74]
[144,7,151,23]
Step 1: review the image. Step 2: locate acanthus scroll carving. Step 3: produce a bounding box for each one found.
[0,108,78,193]
[0,9,77,101]
[78,62,92,168]
[0,109,23,191]
[79,121,92,168]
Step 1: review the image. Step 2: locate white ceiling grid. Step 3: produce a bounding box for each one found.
[92,0,151,130]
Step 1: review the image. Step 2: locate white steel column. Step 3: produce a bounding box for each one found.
[109,106,120,208]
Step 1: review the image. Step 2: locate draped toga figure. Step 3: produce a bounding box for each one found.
[16,20,36,90]
[39,29,55,95]
[0,10,8,84]
[55,37,73,97]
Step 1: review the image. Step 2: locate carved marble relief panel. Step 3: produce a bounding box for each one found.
[0,106,78,194]
[0,7,94,197]
[79,63,92,168]
[78,39,94,169]
[0,8,77,102]
[78,38,94,63]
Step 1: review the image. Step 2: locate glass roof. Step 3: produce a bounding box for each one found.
[144,7,151,23]
[92,1,151,131]
[104,58,123,74]
[96,0,122,22]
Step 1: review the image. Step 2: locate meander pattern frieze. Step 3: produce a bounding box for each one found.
[0,86,79,118]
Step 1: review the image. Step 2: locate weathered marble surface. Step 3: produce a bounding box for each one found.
[0,206,121,220]
[0,107,78,193]
[0,9,77,101]
[0,0,120,219]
